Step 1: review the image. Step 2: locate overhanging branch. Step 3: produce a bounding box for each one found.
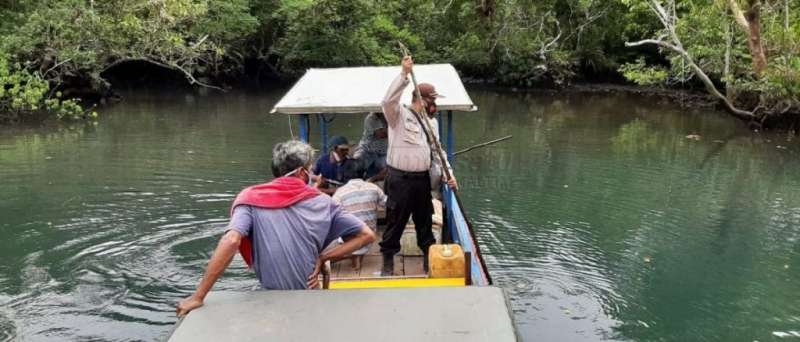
[625,0,758,121]
[626,39,755,120]
[102,57,225,92]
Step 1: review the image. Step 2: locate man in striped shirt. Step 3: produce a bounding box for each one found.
[331,160,387,269]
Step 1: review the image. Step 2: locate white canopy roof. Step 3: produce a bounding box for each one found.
[270,64,477,114]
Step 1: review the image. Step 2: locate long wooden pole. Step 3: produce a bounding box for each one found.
[454,135,513,156]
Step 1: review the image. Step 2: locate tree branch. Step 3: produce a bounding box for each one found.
[43,58,72,79]
[626,39,680,52]
[102,57,225,91]
[191,35,209,49]
[626,39,755,120]
[728,0,750,30]
[539,20,562,59]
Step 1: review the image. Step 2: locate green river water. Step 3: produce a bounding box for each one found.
[1,88,799,341]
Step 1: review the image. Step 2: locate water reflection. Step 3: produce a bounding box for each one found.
[1,89,799,341]
[460,90,800,341]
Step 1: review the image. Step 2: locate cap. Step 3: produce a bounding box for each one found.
[415,83,446,99]
[328,135,349,151]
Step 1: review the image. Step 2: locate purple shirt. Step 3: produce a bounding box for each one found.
[228,195,364,289]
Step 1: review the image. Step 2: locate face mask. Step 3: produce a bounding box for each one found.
[333,149,349,163]
[427,103,437,115]
[302,168,312,186]
[424,98,437,115]
[284,167,314,186]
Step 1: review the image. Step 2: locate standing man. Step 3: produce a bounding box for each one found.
[176,140,375,317]
[354,112,388,181]
[380,56,457,276]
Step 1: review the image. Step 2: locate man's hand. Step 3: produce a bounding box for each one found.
[312,226,375,288]
[401,56,413,76]
[314,175,325,189]
[176,230,240,317]
[176,294,204,317]
[307,258,324,289]
[447,176,458,191]
[368,168,388,183]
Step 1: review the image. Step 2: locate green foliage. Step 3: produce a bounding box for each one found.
[0,54,86,122]
[1,0,798,123]
[271,0,416,76]
[0,0,257,121]
[733,56,800,105]
[214,0,659,86]
[0,0,658,94]
[619,58,669,86]
[622,0,800,117]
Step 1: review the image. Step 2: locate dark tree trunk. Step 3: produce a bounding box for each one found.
[478,0,495,19]
[744,0,767,76]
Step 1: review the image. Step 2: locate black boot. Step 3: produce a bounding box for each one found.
[423,251,430,274]
[381,253,394,276]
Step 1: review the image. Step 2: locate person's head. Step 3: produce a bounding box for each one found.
[341,158,365,182]
[271,140,315,181]
[371,112,388,139]
[328,136,350,160]
[411,83,444,115]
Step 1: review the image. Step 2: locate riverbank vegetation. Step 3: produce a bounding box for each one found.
[0,0,797,127]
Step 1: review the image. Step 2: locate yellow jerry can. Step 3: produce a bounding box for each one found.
[428,244,465,279]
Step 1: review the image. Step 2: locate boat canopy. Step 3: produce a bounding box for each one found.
[270,64,477,114]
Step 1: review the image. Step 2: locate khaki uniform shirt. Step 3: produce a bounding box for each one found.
[383,74,431,172]
[382,73,451,173]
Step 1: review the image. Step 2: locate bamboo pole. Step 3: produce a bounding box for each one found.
[454,135,513,156]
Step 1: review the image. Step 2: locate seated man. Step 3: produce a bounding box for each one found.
[176,140,376,317]
[354,113,388,182]
[331,159,387,269]
[313,135,351,194]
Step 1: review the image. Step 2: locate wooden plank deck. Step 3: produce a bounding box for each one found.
[330,240,425,279]
[330,198,443,280]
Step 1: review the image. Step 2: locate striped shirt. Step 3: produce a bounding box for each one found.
[333,179,386,231]
[332,179,387,255]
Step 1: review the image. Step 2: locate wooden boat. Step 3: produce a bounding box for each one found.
[168,64,517,341]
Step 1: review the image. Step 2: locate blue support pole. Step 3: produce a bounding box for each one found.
[446,110,454,164]
[437,111,443,143]
[446,188,458,244]
[319,114,328,153]
[299,114,310,143]
[445,110,457,244]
